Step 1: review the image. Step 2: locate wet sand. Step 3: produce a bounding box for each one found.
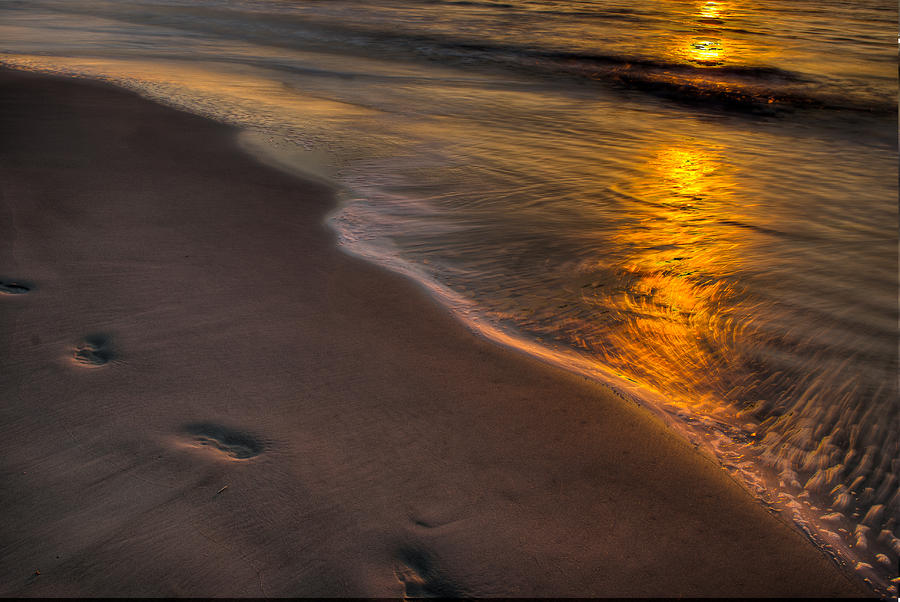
[0,68,871,597]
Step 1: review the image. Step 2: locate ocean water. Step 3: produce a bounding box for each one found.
[0,0,896,593]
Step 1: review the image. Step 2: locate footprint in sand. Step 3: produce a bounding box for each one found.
[393,547,462,599]
[72,335,113,367]
[0,280,30,294]
[182,423,262,460]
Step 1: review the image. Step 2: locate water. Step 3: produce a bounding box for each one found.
[1,0,896,593]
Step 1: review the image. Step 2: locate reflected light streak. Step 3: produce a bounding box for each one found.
[687,37,725,64]
[596,143,748,415]
[699,1,723,19]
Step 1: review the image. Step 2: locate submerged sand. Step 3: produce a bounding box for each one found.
[0,68,870,597]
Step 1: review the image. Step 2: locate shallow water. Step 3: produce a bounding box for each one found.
[1,0,896,594]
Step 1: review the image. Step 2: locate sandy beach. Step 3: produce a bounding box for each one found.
[0,68,871,597]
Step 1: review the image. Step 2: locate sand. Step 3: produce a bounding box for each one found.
[0,68,871,597]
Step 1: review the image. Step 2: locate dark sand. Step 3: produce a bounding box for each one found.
[0,68,870,597]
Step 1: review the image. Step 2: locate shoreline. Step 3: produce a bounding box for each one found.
[0,67,871,597]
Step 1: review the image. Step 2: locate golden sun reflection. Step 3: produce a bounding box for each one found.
[655,1,774,81]
[654,146,718,198]
[699,1,723,19]
[687,37,725,64]
[660,1,735,66]
[615,144,736,285]
[596,143,746,414]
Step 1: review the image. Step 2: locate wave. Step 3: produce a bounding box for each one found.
[27,0,898,114]
[375,39,894,113]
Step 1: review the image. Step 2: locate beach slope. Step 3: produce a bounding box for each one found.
[0,68,868,597]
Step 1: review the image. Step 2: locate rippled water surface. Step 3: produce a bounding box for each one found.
[1,0,896,594]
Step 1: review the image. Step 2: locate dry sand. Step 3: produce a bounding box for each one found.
[0,68,871,597]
